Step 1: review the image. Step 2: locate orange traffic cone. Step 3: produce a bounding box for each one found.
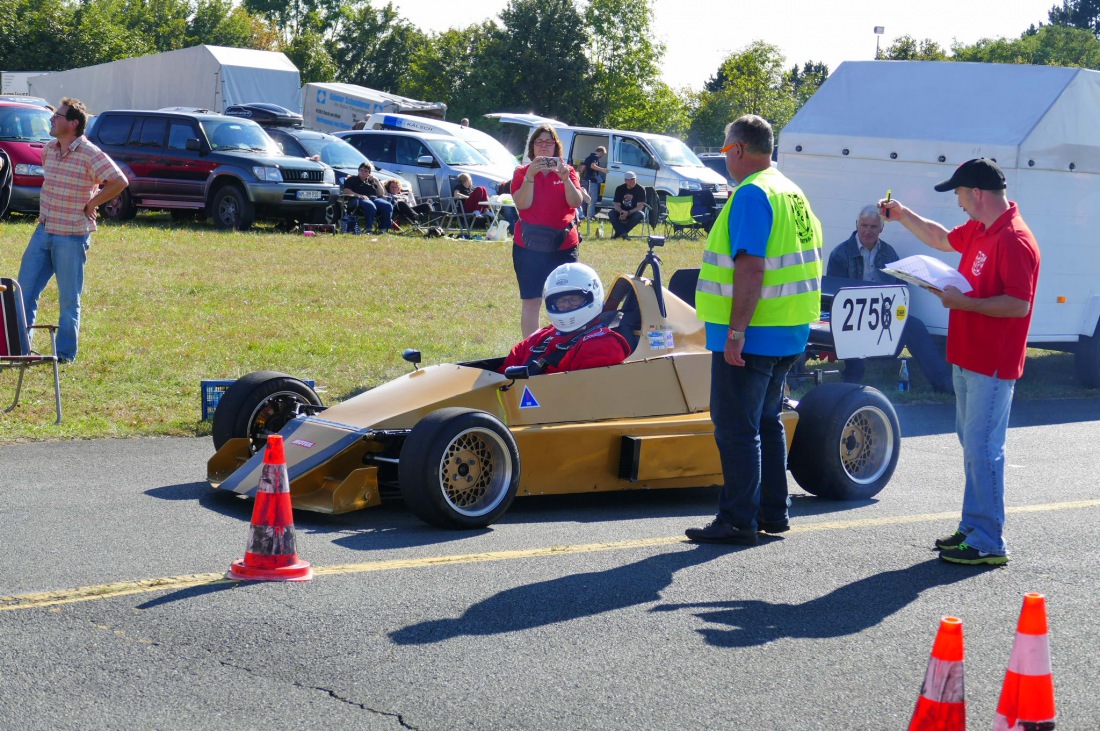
[228,435,313,582]
[993,593,1056,731]
[908,616,966,731]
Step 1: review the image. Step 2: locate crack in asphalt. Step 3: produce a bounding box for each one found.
[301,684,418,729]
[218,659,416,728]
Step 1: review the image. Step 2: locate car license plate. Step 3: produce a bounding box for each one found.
[297,190,322,200]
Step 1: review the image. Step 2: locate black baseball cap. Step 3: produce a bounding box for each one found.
[934,158,1006,192]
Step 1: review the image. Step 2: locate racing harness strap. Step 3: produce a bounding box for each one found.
[524,312,622,375]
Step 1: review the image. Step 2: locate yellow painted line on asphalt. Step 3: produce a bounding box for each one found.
[4,498,1099,612]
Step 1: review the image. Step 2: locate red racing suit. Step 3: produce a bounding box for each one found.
[500,322,630,375]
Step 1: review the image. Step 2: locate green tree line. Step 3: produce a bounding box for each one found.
[3,0,1100,148]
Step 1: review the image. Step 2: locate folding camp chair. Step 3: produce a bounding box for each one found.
[413,174,450,234]
[444,176,474,238]
[663,195,706,240]
[0,277,62,424]
[643,186,660,236]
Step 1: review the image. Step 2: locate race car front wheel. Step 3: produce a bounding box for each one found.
[399,408,521,529]
[788,383,900,501]
[211,371,323,453]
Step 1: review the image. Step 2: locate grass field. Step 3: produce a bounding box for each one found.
[0,213,1091,443]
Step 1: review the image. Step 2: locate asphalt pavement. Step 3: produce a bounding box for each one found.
[1,398,1098,730]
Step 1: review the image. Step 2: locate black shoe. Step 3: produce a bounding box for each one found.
[934,530,967,551]
[939,543,1008,566]
[685,519,758,545]
[758,520,790,534]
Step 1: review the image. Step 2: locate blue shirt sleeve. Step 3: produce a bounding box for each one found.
[727,185,772,258]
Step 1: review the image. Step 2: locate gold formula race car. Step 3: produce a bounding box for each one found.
[208,239,902,529]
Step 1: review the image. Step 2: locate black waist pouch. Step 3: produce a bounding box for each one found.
[521,221,573,252]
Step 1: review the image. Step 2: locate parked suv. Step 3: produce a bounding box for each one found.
[88,109,340,229]
[0,100,51,215]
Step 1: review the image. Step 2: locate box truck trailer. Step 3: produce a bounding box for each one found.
[779,60,1100,387]
[28,45,301,114]
[302,83,445,133]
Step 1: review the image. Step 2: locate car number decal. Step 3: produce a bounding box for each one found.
[829,284,910,360]
[519,386,540,409]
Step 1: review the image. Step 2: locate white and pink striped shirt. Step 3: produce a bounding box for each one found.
[39,136,126,236]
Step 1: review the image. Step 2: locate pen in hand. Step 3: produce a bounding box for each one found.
[883,189,892,218]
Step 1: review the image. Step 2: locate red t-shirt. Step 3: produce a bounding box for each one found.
[511,163,581,250]
[500,324,630,374]
[945,203,1040,380]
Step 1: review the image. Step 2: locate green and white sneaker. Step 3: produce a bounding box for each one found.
[934,531,968,551]
[939,543,1009,566]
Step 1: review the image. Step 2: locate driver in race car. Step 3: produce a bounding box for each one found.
[500,263,631,375]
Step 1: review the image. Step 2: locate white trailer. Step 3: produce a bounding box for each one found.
[27,45,301,114]
[1,71,49,95]
[780,60,1100,386]
[302,82,445,133]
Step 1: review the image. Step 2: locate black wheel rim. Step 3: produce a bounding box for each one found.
[245,390,312,453]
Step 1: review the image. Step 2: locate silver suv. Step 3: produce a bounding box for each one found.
[89,109,340,229]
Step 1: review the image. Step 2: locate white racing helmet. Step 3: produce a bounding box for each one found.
[543,263,604,333]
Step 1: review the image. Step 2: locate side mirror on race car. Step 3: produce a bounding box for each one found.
[503,365,530,381]
[647,235,665,248]
[402,348,422,370]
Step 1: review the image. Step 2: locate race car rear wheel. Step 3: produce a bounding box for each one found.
[788,383,899,500]
[399,408,520,529]
[211,371,323,453]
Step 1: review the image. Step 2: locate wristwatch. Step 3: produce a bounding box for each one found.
[727,328,746,341]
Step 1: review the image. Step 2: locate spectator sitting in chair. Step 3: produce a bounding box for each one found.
[343,162,396,232]
[453,172,492,222]
[500,263,630,375]
[383,178,432,227]
[826,204,953,393]
[610,171,646,239]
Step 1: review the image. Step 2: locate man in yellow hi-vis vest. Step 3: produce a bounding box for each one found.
[686,115,823,545]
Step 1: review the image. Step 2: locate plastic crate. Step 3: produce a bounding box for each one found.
[202,378,315,421]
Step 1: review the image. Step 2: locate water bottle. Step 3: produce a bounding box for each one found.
[898,358,910,392]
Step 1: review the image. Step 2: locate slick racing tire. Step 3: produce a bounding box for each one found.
[788,383,900,501]
[399,408,521,529]
[211,371,323,453]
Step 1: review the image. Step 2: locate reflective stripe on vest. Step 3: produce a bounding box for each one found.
[696,167,823,328]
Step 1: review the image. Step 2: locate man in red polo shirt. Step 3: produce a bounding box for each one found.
[880,158,1040,566]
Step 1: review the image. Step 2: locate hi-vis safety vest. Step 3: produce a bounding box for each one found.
[696,166,823,328]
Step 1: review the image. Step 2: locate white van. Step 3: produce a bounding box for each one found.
[485,113,729,208]
[334,129,510,200]
[364,113,518,175]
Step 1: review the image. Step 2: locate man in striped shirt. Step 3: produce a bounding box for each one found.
[17,97,128,364]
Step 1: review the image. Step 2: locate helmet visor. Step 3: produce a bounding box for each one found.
[546,290,593,314]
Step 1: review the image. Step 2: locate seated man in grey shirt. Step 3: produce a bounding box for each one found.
[826,205,953,393]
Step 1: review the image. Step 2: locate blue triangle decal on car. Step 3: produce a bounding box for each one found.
[519,385,540,409]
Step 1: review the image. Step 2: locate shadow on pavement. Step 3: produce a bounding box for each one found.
[652,558,990,648]
[897,397,1100,437]
[389,545,725,645]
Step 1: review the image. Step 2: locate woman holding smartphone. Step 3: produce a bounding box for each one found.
[510,124,584,336]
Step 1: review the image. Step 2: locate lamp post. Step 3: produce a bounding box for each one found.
[874,26,885,59]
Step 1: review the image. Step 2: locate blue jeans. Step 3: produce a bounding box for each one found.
[711,351,800,530]
[585,180,601,219]
[953,365,1015,554]
[18,225,90,361]
[348,197,393,231]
